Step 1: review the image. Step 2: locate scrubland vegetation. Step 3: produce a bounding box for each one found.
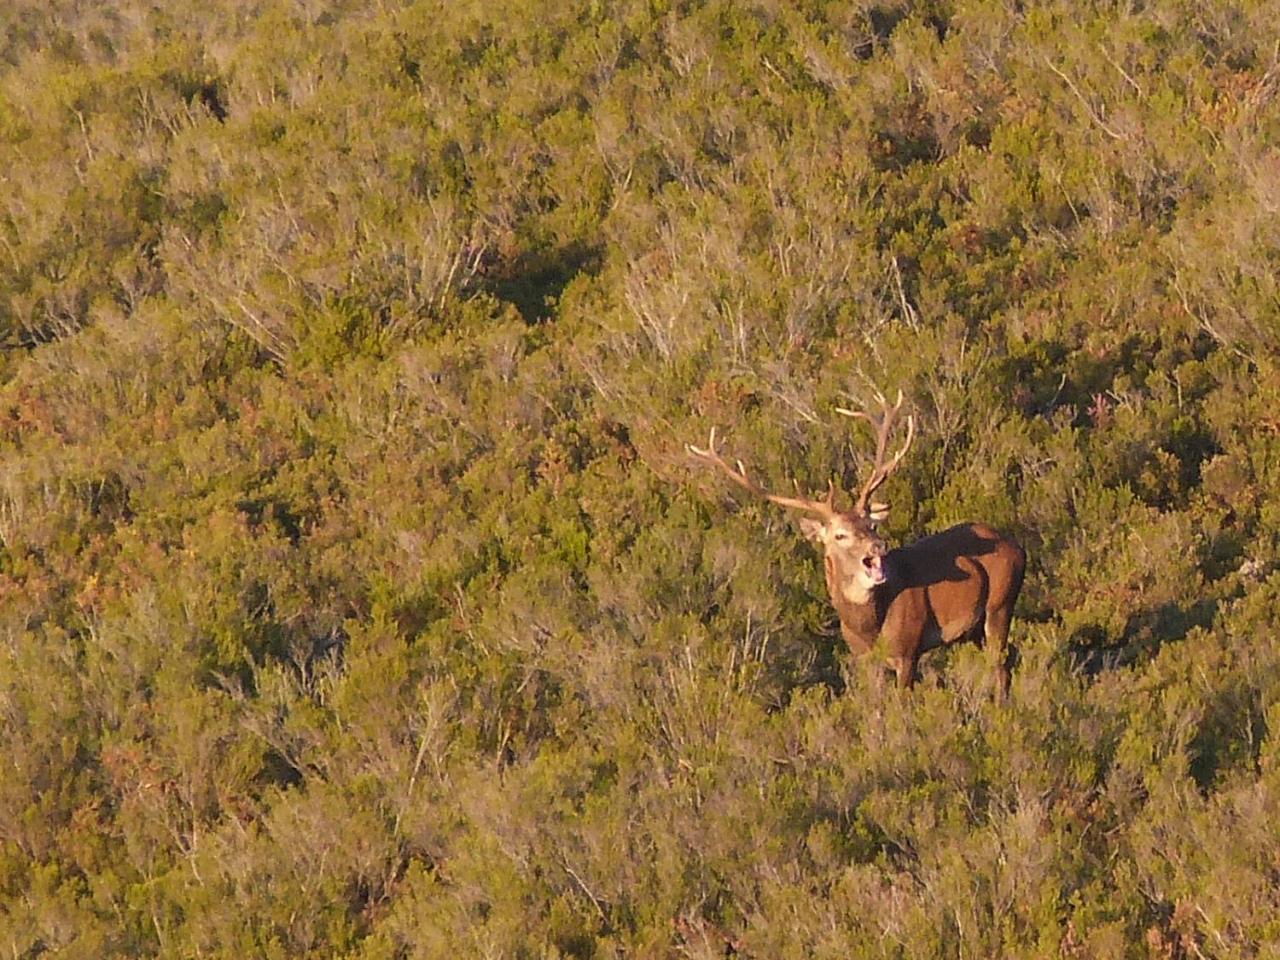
[2,0,1280,955]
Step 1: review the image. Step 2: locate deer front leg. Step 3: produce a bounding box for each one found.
[890,654,918,691]
[841,646,890,696]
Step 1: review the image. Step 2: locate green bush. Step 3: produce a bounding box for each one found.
[2,0,1279,955]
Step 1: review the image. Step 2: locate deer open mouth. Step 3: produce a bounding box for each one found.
[862,554,886,585]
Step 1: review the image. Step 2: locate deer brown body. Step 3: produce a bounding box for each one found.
[813,516,1025,698]
[688,391,1026,701]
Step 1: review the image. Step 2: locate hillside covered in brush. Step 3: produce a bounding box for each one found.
[2,0,1280,956]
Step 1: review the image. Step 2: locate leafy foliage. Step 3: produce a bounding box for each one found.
[2,0,1279,955]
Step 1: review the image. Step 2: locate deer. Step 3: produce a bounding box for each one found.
[687,389,1026,702]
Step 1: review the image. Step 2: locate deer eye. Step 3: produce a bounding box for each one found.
[834,532,848,541]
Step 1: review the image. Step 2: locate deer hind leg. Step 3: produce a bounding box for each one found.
[890,654,918,691]
[983,607,1013,704]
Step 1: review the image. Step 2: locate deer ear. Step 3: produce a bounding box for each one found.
[867,502,890,524]
[798,517,827,543]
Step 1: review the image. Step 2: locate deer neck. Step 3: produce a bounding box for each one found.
[824,553,888,653]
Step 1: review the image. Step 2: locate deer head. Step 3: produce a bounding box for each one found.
[687,389,915,599]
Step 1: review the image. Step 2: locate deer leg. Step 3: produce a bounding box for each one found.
[891,654,917,691]
[983,608,1013,704]
[853,653,887,695]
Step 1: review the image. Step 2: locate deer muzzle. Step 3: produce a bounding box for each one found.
[861,552,886,586]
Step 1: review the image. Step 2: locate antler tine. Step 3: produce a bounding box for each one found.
[883,412,915,476]
[686,426,728,464]
[686,427,836,517]
[835,388,917,515]
[833,406,872,423]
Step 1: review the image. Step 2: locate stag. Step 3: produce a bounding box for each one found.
[687,390,1026,701]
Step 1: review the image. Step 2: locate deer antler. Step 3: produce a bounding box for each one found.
[835,388,916,516]
[686,427,837,517]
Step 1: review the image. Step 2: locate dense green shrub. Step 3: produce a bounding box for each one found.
[1,0,1279,955]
